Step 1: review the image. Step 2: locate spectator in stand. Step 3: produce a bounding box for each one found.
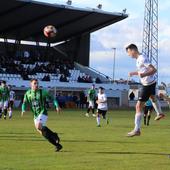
[42,74,50,82]
[60,74,68,82]
[96,77,102,84]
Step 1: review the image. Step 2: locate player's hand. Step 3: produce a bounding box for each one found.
[56,107,61,113]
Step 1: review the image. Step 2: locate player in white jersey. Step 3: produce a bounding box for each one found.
[8,86,15,119]
[96,87,108,127]
[126,44,165,137]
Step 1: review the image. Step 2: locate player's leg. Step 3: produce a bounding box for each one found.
[143,106,148,125]
[86,101,93,117]
[127,86,147,137]
[86,106,91,117]
[147,106,153,126]
[91,101,96,117]
[0,102,3,119]
[96,110,101,127]
[150,95,165,120]
[34,114,62,152]
[92,108,96,117]
[148,83,165,120]
[102,110,109,124]
[8,101,13,119]
[3,101,8,120]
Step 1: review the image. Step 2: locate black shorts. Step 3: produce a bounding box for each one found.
[8,101,14,108]
[138,82,156,102]
[97,109,107,118]
[144,106,153,115]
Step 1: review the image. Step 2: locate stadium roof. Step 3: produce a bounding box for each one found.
[0,0,128,43]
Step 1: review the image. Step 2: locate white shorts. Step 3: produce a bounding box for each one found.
[34,114,48,127]
[0,101,8,109]
[88,101,95,108]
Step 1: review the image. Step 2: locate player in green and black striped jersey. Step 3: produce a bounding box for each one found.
[21,79,62,152]
[0,81,10,119]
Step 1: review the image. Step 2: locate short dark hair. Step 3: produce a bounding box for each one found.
[30,79,38,83]
[1,80,6,85]
[126,44,138,52]
[99,87,104,90]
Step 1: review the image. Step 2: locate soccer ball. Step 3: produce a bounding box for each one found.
[43,25,57,38]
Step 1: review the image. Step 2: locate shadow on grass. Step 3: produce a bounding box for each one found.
[96,151,170,156]
[62,139,135,144]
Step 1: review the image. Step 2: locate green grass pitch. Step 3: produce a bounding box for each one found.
[0,109,170,170]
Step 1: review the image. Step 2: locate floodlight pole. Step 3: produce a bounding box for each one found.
[112,48,116,83]
[142,0,158,82]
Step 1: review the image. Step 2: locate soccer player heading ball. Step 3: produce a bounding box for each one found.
[21,79,62,152]
[126,44,165,137]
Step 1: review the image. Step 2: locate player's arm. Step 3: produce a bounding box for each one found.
[21,93,28,117]
[128,71,139,77]
[98,96,107,103]
[138,64,157,78]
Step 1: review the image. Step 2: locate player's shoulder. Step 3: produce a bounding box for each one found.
[41,89,49,96]
[25,89,31,95]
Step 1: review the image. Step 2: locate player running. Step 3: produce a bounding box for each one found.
[96,87,108,127]
[126,44,165,137]
[85,84,96,117]
[0,81,10,119]
[21,79,62,152]
[144,99,153,126]
[8,85,15,119]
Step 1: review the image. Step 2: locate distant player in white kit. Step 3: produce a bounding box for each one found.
[126,44,165,137]
[8,85,15,119]
[96,87,108,127]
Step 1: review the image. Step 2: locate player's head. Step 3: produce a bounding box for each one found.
[126,44,139,58]
[8,85,11,90]
[91,84,95,89]
[30,79,39,90]
[99,87,104,94]
[1,80,6,87]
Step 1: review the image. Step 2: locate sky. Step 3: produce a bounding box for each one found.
[37,0,170,84]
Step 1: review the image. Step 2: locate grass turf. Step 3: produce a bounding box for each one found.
[0,109,170,170]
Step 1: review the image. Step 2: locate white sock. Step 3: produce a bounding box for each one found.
[9,110,12,117]
[151,100,162,116]
[96,116,100,125]
[134,113,142,132]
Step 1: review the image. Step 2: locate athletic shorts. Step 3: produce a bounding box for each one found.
[0,101,8,109]
[8,101,14,108]
[138,82,156,102]
[34,114,48,127]
[144,106,154,115]
[88,101,95,108]
[97,109,107,118]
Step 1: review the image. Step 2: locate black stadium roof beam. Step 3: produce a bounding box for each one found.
[0,0,128,43]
